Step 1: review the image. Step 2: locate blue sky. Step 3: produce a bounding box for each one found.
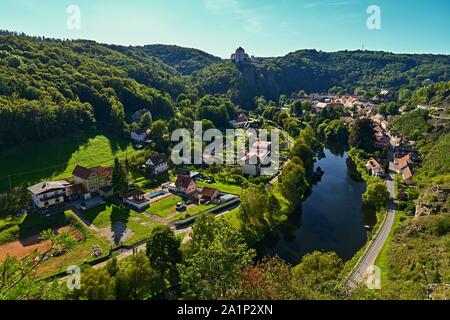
[0,0,449,57]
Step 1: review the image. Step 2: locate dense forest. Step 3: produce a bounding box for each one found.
[1,30,449,149]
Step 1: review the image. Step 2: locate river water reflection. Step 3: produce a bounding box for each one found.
[257,148,377,263]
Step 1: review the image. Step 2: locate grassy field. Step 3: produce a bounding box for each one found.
[146,195,183,218]
[0,133,141,192]
[0,211,68,245]
[196,181,242,195]
[0,210,110,276]
[36,211,110,275]
[146,195,215,221]
[171,203,216,222]
[80,204,161,244]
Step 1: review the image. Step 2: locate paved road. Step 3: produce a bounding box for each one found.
[347,150,396,288]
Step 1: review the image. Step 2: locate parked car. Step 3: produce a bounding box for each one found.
[176,202,186,211]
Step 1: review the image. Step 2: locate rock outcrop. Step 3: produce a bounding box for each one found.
[415,185,449,217]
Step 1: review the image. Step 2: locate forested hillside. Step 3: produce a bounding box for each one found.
[1,31,449,149]
[193,50,450,107]
[0,31,185,149]
[115,44,221,75]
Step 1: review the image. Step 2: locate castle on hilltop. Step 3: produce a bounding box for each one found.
[230,47,251,64]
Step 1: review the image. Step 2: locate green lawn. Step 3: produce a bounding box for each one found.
[196,181,242,195]
[79,204,161,244]
[0,133,141,192]
[171,203,216,222]
[145,195,215,221]
[146,195,183,218]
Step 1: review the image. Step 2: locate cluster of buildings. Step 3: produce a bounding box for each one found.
[371,113,391,149]
[27,165,113,209]
[230,47,250,64]
[27,151,171,211]
[171,172,230,205]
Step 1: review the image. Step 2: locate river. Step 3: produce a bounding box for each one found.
[257,148,377,264]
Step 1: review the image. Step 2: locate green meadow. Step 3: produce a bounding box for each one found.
[0,133,141,192]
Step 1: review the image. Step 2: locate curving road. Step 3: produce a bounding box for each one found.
[347,149,396,288]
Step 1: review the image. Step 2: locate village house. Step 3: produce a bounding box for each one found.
[374,133,391,149]
[175,175,197,195]
[240,140,274,176]
[27,180,72,209]
[131,109,150,123]
[229,112,252,128]
[72,165,113,199]
[371,113,385,125]
[123,190,150,211]
[200,187,220,204]
[401,166,413,183]
[381,120,390,131]
[394,153,415,184]
[366,159,385,177]
[145,153,169,176]
[314,102,331,112]
[131,128,150,143]
[399,105,408,114]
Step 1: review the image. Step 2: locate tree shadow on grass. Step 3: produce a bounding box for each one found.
[82,204,107,226]
[0,133,96,193]
[18,211,67,246]
[110,205,131,245]
[103,131,130,155]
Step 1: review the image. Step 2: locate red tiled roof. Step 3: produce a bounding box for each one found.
[201,187,219,198]
[72,165,112,180]
[175,175,194,189]
[367,159,382,169]
[397,154,411,170]
[72,165,92,180]
[402,166,413,180]
[91,166,113,177]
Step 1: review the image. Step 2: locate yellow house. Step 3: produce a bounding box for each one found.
[72,165,113,198]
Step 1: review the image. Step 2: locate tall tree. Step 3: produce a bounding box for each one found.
[146,225,181,283]
[112,157,128,195]
[363,179,389,211]
[292,251,344,299]
[348,118,375,153]
[279,157,308,209]
[115,252,164,300]
[178,219,255,300]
